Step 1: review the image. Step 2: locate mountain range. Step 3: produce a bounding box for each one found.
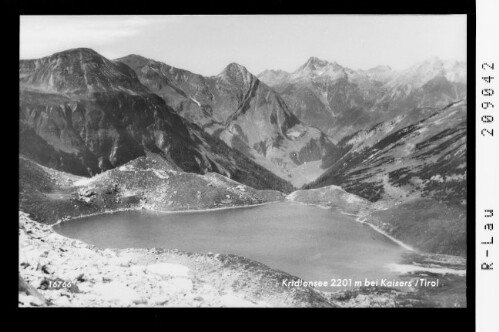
[19,48,466,208]
[18,47,468,309]
[259,56,466,143]
[116,54,338,187]
[19,48,293,192]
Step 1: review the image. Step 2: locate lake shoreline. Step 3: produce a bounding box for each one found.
[286,187,467,258]
[286,192,417,252]
[22,206,466,308]
[51,200,282,227]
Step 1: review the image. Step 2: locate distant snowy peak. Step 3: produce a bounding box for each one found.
[388,57,466,89]
[290,57,356,82]
[300,56,333,69]
[260,56,465,88]
[362,65,394,83]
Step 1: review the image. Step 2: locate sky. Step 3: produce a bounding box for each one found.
[20,15,467,76]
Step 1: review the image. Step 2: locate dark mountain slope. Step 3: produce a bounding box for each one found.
[19,48,293,192]
[118,55,338,187]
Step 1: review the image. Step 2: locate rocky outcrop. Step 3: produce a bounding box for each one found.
[287,185,370,215]
[19,274,48,306]
[19,154,286,224]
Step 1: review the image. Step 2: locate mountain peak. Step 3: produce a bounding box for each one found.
[222,62,250,75]
[20,48,147,95]
[116,54,153,68]
[50,48,101,59]
[218,62,255,86]
[387,56,466,89]
[305,56,330,67]
[290,57,347,81]
[295,56,345,73]
[416,56,465,70]
[117,54,150,61]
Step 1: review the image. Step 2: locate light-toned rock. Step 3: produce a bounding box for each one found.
[146,263,189,277]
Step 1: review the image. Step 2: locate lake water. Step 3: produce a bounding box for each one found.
[53,201,410,290]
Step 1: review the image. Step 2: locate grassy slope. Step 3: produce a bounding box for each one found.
[368,199,466,257]
[301,102,467,257]
[306,101,466,205]
[288,185,466,257]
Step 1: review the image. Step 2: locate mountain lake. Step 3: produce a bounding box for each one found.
[53,201,424,290]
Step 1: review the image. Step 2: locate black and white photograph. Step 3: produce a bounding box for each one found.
[18,14,469,308]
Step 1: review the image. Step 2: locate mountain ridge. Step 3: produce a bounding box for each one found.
[258,56,466,142]
[117,54,339,187]
[19,49,294,192]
